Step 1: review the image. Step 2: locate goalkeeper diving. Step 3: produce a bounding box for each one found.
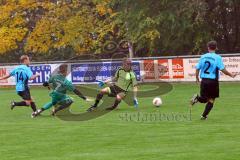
[33,64,89,117]
[87,58,138,111]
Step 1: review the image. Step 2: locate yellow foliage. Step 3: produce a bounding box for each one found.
[145,30,160,41]
[0,0,116,55]
[10,16,25,28]
[18,0,36,6]
[58,14,95,53]
[24,18,57,53]
[96,0,112,16]
[0,4,17,23]
[0,27,27,54]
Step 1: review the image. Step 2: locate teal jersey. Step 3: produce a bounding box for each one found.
[48,74,75,95]
[10,65,33,91]
[196,53,225,80]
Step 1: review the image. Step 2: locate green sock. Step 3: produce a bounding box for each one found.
[43,102,53,110]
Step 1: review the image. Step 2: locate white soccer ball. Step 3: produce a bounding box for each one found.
[153,97,162,107]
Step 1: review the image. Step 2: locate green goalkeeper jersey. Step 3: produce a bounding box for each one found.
[48,74,75,94]
[114,68,137,91]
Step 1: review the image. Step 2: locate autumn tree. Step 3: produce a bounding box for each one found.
[0,0,239,62]
[106,0,240,56]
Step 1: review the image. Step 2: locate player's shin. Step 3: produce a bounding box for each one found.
[93,93,104,108]
[14,101,28,106]
[54,101,73,114]
[30,102,37,112]
[112,99,121,108]
[11,101,28,110]
[33,102,53,117]
[42,102,54,111]
[106,99,121,110]
[202,102,214,118]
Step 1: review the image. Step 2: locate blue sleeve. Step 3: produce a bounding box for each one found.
[217,57,225,70]
[10,68,16,76]
[26,68,33,79]
[196,57,202,70]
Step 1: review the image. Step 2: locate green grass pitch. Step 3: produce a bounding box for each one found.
[0,83,240,160]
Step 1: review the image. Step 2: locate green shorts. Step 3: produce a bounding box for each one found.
[50,91,73,105]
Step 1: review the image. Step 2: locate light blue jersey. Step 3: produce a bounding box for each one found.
[196,52,225,80]
[10,65,33,91]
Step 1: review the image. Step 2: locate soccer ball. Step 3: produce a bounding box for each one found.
[152,97,162,107]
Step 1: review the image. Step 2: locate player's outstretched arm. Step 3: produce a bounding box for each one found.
[43,82,49,87]
[30,73,40,80]
[221,68,237,78]
[73,88,87,100]
[104,77,117,85]
[96,77,117,88]
[0,74,11,80]
[98,69,119,86]
[43,81,51,90]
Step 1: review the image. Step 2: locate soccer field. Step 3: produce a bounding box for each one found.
[0,83,240,160]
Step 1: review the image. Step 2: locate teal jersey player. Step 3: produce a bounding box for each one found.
[33,64,88,117]
[48,74,75,107]
[48,74,75,102]
[49,74,75,94]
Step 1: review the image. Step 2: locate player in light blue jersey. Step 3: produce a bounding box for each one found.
[190,41,237,120]
[0,55,40,117]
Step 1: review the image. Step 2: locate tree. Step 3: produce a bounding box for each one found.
[0,0,239,61]
[0,0,113,59]
[106,0,240,55]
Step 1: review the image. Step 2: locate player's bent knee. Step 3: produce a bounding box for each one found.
[100,89,109,94]
[25,100,32,106]
[208,99,215,104]
[116,95,123,101]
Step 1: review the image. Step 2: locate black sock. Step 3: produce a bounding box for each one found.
[93,93,104,107]
[197,96,208,103]
[30,102,37,112]
[14,101,28,106]
[55,102,72,113]
[112,99,121,108]
[93,100,100,108]
[202,102,214,118]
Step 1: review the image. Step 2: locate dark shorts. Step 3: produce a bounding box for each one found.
[200,78,219,99]
[108,85,126,97]
[17,89,31,100]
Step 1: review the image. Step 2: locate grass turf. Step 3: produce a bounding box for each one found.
[0,83,240,160]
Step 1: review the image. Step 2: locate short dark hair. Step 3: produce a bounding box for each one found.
[20,55,29,63]
[123,58,132,64]
[207,40,217,50]
[59,64,68,73]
